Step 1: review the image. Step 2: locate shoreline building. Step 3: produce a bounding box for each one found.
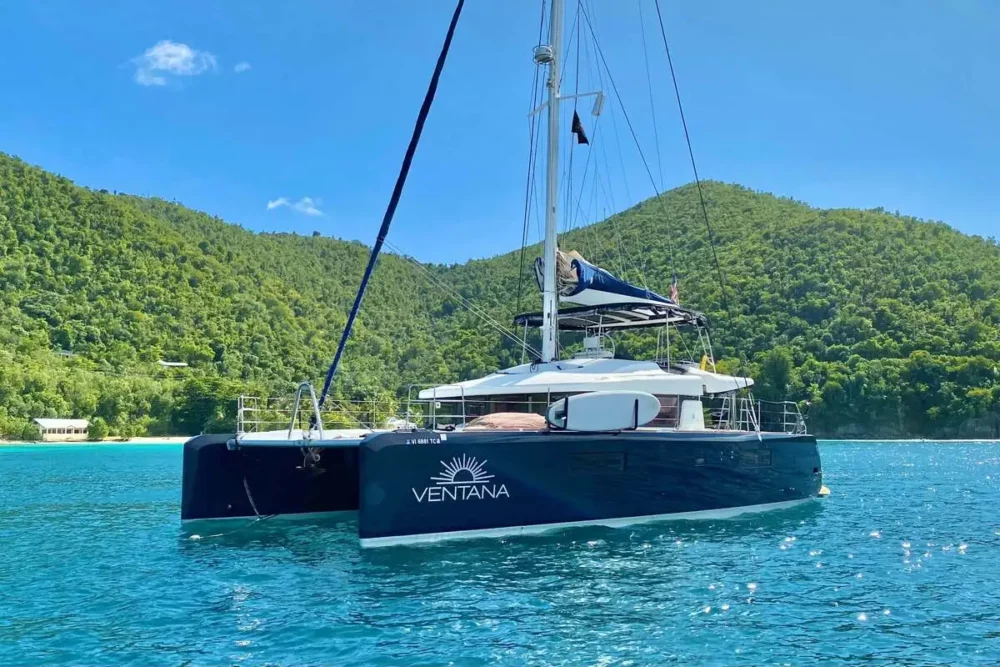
[33,418,90,442]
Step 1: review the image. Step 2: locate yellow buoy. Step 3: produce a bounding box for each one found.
[819,485,831,497]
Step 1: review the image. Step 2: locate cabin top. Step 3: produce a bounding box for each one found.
[417,358,753,400]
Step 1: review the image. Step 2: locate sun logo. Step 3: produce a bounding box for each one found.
[430,454,494,485]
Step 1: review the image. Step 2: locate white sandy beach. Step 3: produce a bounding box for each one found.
[0,436,189,447]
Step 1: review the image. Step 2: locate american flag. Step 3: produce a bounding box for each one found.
[669,273,679,303]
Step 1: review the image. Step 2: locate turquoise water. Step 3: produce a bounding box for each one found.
[1,442,998,665]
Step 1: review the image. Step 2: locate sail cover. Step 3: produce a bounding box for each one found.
[535,250,674,307]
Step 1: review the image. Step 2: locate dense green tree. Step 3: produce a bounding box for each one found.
[756,347,793,402]
[87,417,109,441]
[172,377,243,435]
[0,152,998,439]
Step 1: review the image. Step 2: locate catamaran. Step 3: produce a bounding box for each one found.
[181,0,825,546]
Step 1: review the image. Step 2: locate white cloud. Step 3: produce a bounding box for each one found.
[234,62,251,74]
[293,197,323,216]
[135,69,166,86]
[267,197,323,216]
[133,40,217,87]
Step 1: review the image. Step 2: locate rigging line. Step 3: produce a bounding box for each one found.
[515,0,550,317]
[589,129,645,284]
[562,1,641,288]
[384,240,541,358]
[608,209,645,285]
[567,6,585,234]
[567,120,605,251]
[514,102,540,316]
[673,321,695,362]
[579,1,677,281]
[578,4,661,207]
[579,25,614,220]
[573,0,582,108]
[585,0,630,205]
[637,0,665,191]
[572,1,584,227]
[601,144,618,211]
[593,91,617,212]
[654,0,729,312]
[562,115,600,238]
[318,0,465,408]
[558,3,581,91]
[651,0,727,314]
[578,22,606,236]
[588,104,645,284]
[410,269,541,359]
[529,1,548,247]
[612,217,632,283]
[582,0,649,287]
[569,10,617,273]
[389,245,531,347]
[563,3,582,240]
[605,75,632,205]
[653,0,751,395]
[571,121,625,281]
[563,3,586,241]
[593,154,614,220]
[592,120,650,283]
[621,201,652,290]
[531,157,544,242]
[584,143,626,279]
[592,115,633,282]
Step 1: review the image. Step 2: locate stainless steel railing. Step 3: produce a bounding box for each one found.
[706,396,806,434]
[238,387,807,436]
[237,389,400,436]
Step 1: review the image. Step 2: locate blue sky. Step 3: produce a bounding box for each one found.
[1,0,998,264]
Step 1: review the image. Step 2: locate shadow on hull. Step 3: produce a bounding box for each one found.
[181,434,359,522]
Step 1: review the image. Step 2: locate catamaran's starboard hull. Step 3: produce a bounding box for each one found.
[358,430,822,546]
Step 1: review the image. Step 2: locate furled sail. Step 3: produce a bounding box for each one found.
[534,250,674,307]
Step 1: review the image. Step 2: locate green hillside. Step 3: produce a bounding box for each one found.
[1,152,998,439]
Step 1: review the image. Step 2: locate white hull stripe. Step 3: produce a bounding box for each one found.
[360,497,816,548]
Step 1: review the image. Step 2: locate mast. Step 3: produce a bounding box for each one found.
[539,0,564,362]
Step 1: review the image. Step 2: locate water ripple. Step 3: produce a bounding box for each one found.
[1,441,999,665]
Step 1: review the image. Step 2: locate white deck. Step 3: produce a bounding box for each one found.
[234,428,376,448]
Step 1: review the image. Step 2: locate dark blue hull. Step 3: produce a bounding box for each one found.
[181,430,822,546]
[359,430,822,546]
[181,434,359,521]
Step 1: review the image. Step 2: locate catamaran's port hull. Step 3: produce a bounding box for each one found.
[358,430,821,545]
[180,434,359,521]
[181,431,822,545]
